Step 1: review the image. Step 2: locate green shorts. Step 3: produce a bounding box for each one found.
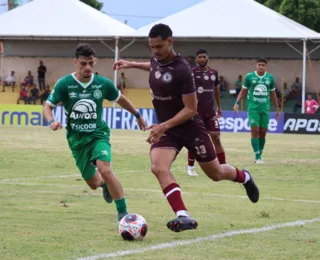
[248,109,270,129]
[71,138,112,181]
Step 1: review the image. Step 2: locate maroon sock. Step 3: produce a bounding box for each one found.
[188,151,195,167]
[234,168,245,183]
[217,152,226,164]
[163,183,187,213]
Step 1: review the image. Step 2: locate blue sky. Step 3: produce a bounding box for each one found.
[0,0,204,29]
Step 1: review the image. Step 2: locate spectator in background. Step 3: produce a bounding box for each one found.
[37,61,47,91]
[218,76,227,91]
[23,71,34,88]
[2,70,16,92]
[279,82,290,107]
[27,84,39,104]
[117,72,127,94]
[40,85,51,105]
[291,77,302,97]
[235,75,243,95]
[18,86,28,104]
[305,93,319,114]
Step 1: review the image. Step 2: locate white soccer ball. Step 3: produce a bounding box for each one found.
[118,214,148,241]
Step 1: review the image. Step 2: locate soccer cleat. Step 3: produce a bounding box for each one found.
[255,159,265,164]
[117,212,128,224]
[242,169,259,203]
[187,167,198,176]
[102,184,113,204]
[167,216,198,232]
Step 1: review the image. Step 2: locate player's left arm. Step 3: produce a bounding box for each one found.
[117,95,146,130]
[214,72,222,117]
[270,76,280,120]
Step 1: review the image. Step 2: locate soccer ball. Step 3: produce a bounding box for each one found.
[118,214,148,241]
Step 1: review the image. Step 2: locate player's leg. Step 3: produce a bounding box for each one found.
[206,115,226,164]
[187,151,198,176]
[72,145,113,204]
[248,110,262,163]
[92,140,128,222]
[151,135,198,232]
[259,110,270,159]
[186,129,259,203]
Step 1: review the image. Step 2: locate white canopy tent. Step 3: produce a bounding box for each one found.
[0,0,136,87]
[132,0,320,113]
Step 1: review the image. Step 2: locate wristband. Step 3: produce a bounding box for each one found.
[235,100,239,105]
[134,111,141,119]
[48,119,55,126]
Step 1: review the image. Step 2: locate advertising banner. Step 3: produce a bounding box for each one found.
[0,105,284,133]
[284,113,320,135]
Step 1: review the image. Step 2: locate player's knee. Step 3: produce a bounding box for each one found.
[99,167,113,179]
[88,183,99,190]
[210,172,222,182]
[151,164,168,177]
[211,134,221,145]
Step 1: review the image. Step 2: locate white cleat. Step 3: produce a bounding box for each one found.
[187,167,198,176]
[255,159,265,164]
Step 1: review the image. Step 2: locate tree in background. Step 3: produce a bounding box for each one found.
[255,0,320,32]
[80,0,103,11]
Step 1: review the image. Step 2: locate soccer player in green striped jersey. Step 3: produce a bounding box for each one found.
[43,43,146,223]
[234,58,280,164]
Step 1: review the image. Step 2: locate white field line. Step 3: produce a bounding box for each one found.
[75,217,320,260]
[1,181,319,204]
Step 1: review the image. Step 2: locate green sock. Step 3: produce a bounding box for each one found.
[114,198,127,214]
[251,138,261,160]
[259,138,266,156]
[101,182,107,188]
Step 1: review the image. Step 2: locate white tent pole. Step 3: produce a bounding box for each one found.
[301,39,307,114]
[113,37,119,108]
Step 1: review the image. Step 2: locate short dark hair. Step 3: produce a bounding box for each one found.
[75,43,96,58]
[257,57,267,64]
[196,48,208,56]
[148,24,172,40]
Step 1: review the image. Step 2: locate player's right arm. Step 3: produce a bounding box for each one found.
[113,59,151,71]
[233,74,249,112]
[43,79,65,131]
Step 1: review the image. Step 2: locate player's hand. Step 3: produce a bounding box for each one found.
[276,110,280,121]
[233,104,239,113]
[50,121,63,131]
[113,60,132,70]
[137,116,147,131]
[146,124,166,144]
[216,107,222,118]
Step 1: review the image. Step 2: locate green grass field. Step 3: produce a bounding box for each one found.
[0,126,319,260]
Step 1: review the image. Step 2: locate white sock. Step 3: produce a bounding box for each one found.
[243,172,251,184]
[176,210,189,218]
[188,166,195,170]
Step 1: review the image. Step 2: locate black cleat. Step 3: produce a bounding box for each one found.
[243,169,259,203]
[102,184,113,204]
[167,216,198,232]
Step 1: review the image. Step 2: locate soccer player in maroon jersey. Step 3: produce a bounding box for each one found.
[187,49,226,176]
[113,24,259,233]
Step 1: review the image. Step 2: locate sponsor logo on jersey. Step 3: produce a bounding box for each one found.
[150,89,172,101]
[93,90,102,99]
[197,86,204,94]
[92,85,102,89]
[155,71,161,79]
[204,75,209,80]
[79,93,92,98]
[69,92,77,98]
[197,86,214,94]
[70,99,97,120]
[162,72,172,83]
[68,85,78,89]
[252,84,268,103]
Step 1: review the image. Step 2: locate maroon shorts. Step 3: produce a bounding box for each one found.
[151,122,216,163]
[199,111,220,134]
